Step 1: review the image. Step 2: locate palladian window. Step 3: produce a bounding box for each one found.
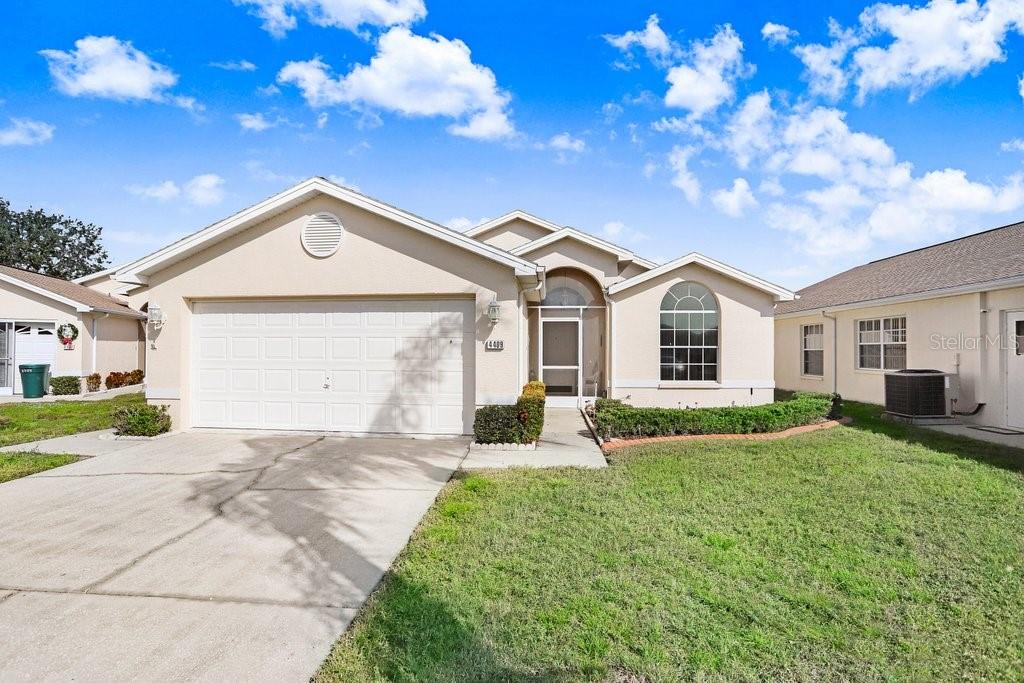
[659,282,719,381]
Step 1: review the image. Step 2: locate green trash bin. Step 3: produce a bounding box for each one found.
[18,364,49,399]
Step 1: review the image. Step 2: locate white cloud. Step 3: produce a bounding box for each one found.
[445,216,489,232]
[759,177,786,197]
[604,14,680,68]
[793,19,860,100]
[665,25,752,119]
[712,178,758,217]
[257,83,281,96]
[210,59,257,71]
[668,145,701,204]
[723,90,776,169]
[642,160,659,179]
[549,132,585,153]
[761,22,798,46]
[184,174,226,206]
[39,35,197,111]
[1001,137,1024,152]
[236,0,426,38]
[243,160,301,184]
[235,112,278,131]
[1019,72,1024,101]
[316,111,329,129]
[602,101,624,123]
[0,118,55,146]
[326,174,359,190]
[126,180,181,201]
[851,0,1024,102]
[126,174,226,206]
[601,220,649,244]
[277,27,514,140]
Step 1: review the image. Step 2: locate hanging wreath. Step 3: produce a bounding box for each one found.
[57,323,79,349]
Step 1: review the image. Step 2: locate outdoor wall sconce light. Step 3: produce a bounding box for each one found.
[147,303,166,329]
[487,299,501,324]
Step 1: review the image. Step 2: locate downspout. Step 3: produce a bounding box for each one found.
[821,309,838,395]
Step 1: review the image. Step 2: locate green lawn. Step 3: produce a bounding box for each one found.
[0,452,79,483]
[319,402,1024,682]
[0,391,144,448]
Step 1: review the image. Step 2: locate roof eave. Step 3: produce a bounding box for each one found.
[607,252,796,301]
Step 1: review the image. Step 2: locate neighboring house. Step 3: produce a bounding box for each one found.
[0,265,146,395]
[775,221,1024,431]
[106,177,794,435]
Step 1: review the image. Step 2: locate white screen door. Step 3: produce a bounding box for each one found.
[1008,312,1024,429]
[541,318,580,407]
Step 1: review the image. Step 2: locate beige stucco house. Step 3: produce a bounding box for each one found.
[775,220,1024,431]
[0,265,145,395]
[106,177,794,434]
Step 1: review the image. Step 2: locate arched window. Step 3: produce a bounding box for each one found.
[660,282,718,381]
[541,269,602,306]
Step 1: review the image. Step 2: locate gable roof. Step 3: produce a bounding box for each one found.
[776,219,1024,316]
[0,265,145,317]
[607,252,796,300]
[510,226,658,269]
[463,210,562,238]
[114,177,543,284]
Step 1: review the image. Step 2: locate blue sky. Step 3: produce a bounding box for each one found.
[2,0,1024,288]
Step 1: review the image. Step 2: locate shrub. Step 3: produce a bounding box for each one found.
[595,393,835,440]
[474,381,547,444]
[104,369,145,390]
[112,403,171,437]
[49,376,81,396]
[86,373,101,392]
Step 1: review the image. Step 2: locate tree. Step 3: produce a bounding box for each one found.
[0,197,109,280]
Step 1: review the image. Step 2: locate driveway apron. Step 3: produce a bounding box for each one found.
[0,431,467,681]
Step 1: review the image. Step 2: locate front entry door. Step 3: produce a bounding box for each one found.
[1008,312,1024,429]
[541,318,581,407]
[0,323,12,396]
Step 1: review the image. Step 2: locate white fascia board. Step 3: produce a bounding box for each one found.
[73,265,119,284]
[115,178,542,282]
[774,273,1024,320]
[607,252,796,300]
[0,273,92,313]
[464,210,563,238]
[510,227,656,270]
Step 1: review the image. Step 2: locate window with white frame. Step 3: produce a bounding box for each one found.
[659,282,718,381]
[857,316,906,370]
[802,324,824,376]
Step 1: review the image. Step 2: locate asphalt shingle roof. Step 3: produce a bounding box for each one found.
[777,220,1024,315]
[0,265,144,318]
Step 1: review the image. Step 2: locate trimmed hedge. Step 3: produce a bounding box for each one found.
[473,381,546,444]
[112,403,171,437]
[595,392,837,440]
[49,376,81,396]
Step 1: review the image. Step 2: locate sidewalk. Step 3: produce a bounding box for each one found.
[461,408,606,470]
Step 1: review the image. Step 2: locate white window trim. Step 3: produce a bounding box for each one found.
[801,323,825,379]
[855,315,907,372]
[659,282,720,384]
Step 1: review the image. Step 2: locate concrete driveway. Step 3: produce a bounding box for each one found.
[0,430,467,681]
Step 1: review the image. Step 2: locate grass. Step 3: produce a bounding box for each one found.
[0,452,79,483]
[318,401,1024,682]
[0,391,145,448]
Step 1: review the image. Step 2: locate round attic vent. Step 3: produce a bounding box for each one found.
[301,212,344,257]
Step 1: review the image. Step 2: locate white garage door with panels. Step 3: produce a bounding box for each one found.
[192,300,474,434]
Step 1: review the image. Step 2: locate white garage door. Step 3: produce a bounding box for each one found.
[14,322,56,394]
[192,300,474,434]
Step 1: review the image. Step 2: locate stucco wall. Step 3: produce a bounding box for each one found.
[523,238,622,287]
[473,218,551,251]
[81,274,128,298]
[128,195,524,428]
[94,315,145,377]
[0,281,86,380]
[774,286,1024,427]
[609,262,776,408]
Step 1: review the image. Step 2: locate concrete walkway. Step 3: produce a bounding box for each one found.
[0,430,467,681]
[923,423,1024,449]
[461,408,606,469]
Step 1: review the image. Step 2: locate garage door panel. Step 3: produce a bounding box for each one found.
[193,300,473,434]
